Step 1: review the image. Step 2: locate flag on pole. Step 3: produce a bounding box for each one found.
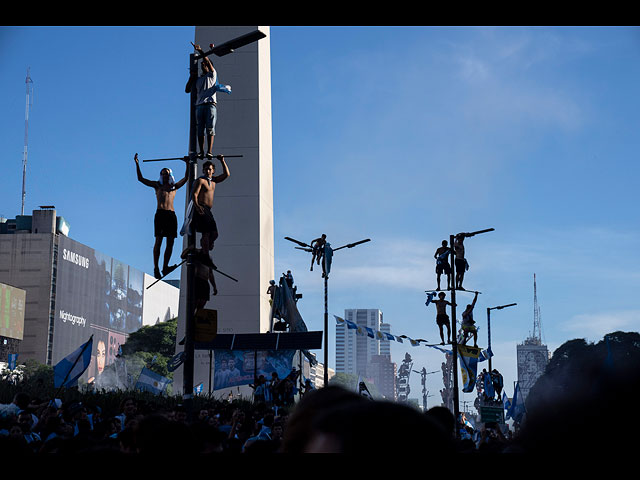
[502,392,511,413]
[507,382,526,423]
[135,367,171,394]
[458,344,480,393]
[194,382,203,395]
[54,336,93,388]
[7,353,18,371]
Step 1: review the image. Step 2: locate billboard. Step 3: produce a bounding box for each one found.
[54,236,144,387]
[0,282,25,340]
[213,349,296,390]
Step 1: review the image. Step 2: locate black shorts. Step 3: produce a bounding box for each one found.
[436,262,451,275]
[455,258,467,272]
[192,207,219,240]
[154,209,177,238]
[436,314,450,327]
[195,276,210,303]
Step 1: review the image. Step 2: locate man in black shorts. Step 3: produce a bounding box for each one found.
[135,154,188,279]
[430,292,456,345]
[191,158,229,252]
[434,240,451,291]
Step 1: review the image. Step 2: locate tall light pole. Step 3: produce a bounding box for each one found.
[449,227,493,428]
[486,303,516,372]
[285,236,370,386]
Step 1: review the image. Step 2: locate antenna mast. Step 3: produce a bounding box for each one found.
[21,68,34,216]
[532,273,542,345]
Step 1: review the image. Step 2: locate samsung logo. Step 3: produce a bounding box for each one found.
[62,248,90,268]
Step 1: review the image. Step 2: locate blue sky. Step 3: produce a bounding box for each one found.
[1,26,639,406]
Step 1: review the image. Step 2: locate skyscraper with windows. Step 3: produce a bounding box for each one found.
[335,308,396,400]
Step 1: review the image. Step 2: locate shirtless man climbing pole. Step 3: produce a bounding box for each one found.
[135,153,188,279]
[191,155,230,252]
[431,292,456,345]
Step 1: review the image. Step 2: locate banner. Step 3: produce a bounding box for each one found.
[213,349,296,391]
[458,344,481,393]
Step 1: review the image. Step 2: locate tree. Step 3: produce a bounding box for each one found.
[121,317,177,357]
[514,331,640,455]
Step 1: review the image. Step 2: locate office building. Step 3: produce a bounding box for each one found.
[0,207,179,381]
[336,308,396,399]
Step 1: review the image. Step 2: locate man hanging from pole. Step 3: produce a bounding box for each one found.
[185,43,231,159]
[430,292,456,345]
[460,291,480,347]
[191,157,230,253]
[134,153,189,279]
[309,234,326,272]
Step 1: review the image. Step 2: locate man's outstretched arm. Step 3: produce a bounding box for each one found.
[213,155,230,183]
[174,157,190,189]
[134,153,157,188]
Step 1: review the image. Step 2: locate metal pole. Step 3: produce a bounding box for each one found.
[487,307,492,372]
[324,274,329,387]
[183,53,198,419]
[449,234,460,430]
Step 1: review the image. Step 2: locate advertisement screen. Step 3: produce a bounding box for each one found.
[54,236,144,387]
[0,282,25,340]
[213,349,296,390]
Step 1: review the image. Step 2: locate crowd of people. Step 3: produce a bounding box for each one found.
[2,356,639,456]
[0,385,517,455]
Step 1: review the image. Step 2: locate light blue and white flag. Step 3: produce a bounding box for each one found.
[194,382,203,395]
[478,347,494,362]
[507,382,526,423]
[135,367,171,395]
[425,291,436,306]
[214,80,232,95]
[7,353,18,371]
[502,392,511,413]
[54,336,93,388]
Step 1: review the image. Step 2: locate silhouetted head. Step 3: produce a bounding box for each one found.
[442,240,448,246]
[438,292,446,299]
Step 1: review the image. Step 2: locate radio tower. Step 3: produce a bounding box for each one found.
[21,68,34,215]
[529,273,543,345]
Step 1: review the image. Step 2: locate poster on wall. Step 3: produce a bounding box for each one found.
[54,236,144,387]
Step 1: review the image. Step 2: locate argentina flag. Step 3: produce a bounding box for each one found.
[135,367,171,395]
[54,336,93,388]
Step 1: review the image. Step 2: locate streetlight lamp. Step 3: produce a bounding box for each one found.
[486,303,516,372]
[285,236,371,386]
[449,227,494,427]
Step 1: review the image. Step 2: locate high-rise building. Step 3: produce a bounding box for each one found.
[0,208,179,382]
[516,274,550,401]
[335,308,396,399]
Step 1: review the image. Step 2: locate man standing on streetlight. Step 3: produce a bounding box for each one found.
[454,233,469,290]
[434,240,451,291]
[431,292,455,345]
[185,43,231,159]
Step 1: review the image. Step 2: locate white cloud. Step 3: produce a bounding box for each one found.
[562,310,640,341]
